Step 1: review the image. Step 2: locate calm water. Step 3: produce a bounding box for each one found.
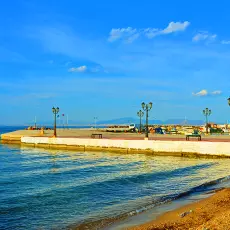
[1,126,230,229]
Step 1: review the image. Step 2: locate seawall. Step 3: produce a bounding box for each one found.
[18,136,230,158]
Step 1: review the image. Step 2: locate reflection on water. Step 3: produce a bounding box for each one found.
[1,144,230,230]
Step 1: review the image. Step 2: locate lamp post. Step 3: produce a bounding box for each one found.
[34,116,37,129]
[203,108,211,134]
[94,117,97,130]
[227,97,230,129]
[66,114,69,129]
[137,110,144,133]
[52,107,59,137]
[142,102,153,138]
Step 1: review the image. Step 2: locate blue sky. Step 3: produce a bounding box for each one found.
[1,0,230,125]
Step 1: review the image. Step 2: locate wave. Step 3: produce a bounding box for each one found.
[1,159,138,180]
[1,162,217,202]
[72,174,230,230]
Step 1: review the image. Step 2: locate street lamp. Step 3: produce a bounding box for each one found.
[52,107,59,137]
[142,102,152,138]
[203,108,211,134]
[94,117,98,129]
[137,110,144,133]
[228,97,230,106]
[34,116,37,129]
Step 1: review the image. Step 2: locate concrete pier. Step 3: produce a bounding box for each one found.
[19,136,230,157]
[1,129,230,158]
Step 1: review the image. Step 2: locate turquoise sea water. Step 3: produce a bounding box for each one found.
[1,126,230,229]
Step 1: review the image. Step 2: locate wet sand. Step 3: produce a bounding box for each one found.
[130,188,230,230]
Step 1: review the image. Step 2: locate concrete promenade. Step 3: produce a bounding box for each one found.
[1,128,230,158]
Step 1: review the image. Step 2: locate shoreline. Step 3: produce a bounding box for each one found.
[1,129,230,158]
[127,187,230,230]
[2,139,230,159]
[1,129,230,230]
[127,188,230,230]
[73,177,230,230]
[107,191,214,230]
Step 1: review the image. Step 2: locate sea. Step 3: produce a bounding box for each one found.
[1,126,230,230]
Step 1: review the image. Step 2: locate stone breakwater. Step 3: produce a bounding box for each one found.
[16,136,230,158]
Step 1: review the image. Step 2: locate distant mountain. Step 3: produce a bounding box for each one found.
[97,117,136,125]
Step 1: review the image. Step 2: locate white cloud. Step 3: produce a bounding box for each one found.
[211,90,222,95]
[192,31,217,42]
[161,21,190,34]
[68,64,106,73]
[221,40,230,45]
[108,21,190,43]
[192,89,222,97]
[192,89,208,96]
[144,21,190,38]
[144,28,159,39]
[68,65,87,72]
[108,27,138,42]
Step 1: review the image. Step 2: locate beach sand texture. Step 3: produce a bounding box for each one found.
[130,188,230,230]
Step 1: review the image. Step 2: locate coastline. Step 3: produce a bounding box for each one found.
[128,188,230,230]
[1,129,230,158]
[72,176,230,230]
[1,127,230,230]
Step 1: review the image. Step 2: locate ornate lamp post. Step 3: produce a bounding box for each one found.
[228,97,230,106]
[142,102,152,138]
[137,110,144,133]
[203,108,211,134]
[52,107,59,137]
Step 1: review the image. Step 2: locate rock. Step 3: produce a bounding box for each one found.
[179,210,193,218]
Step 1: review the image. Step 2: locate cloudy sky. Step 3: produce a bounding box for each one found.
[1,0,230,124]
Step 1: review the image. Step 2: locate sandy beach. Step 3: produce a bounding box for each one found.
[130,188,230,230]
